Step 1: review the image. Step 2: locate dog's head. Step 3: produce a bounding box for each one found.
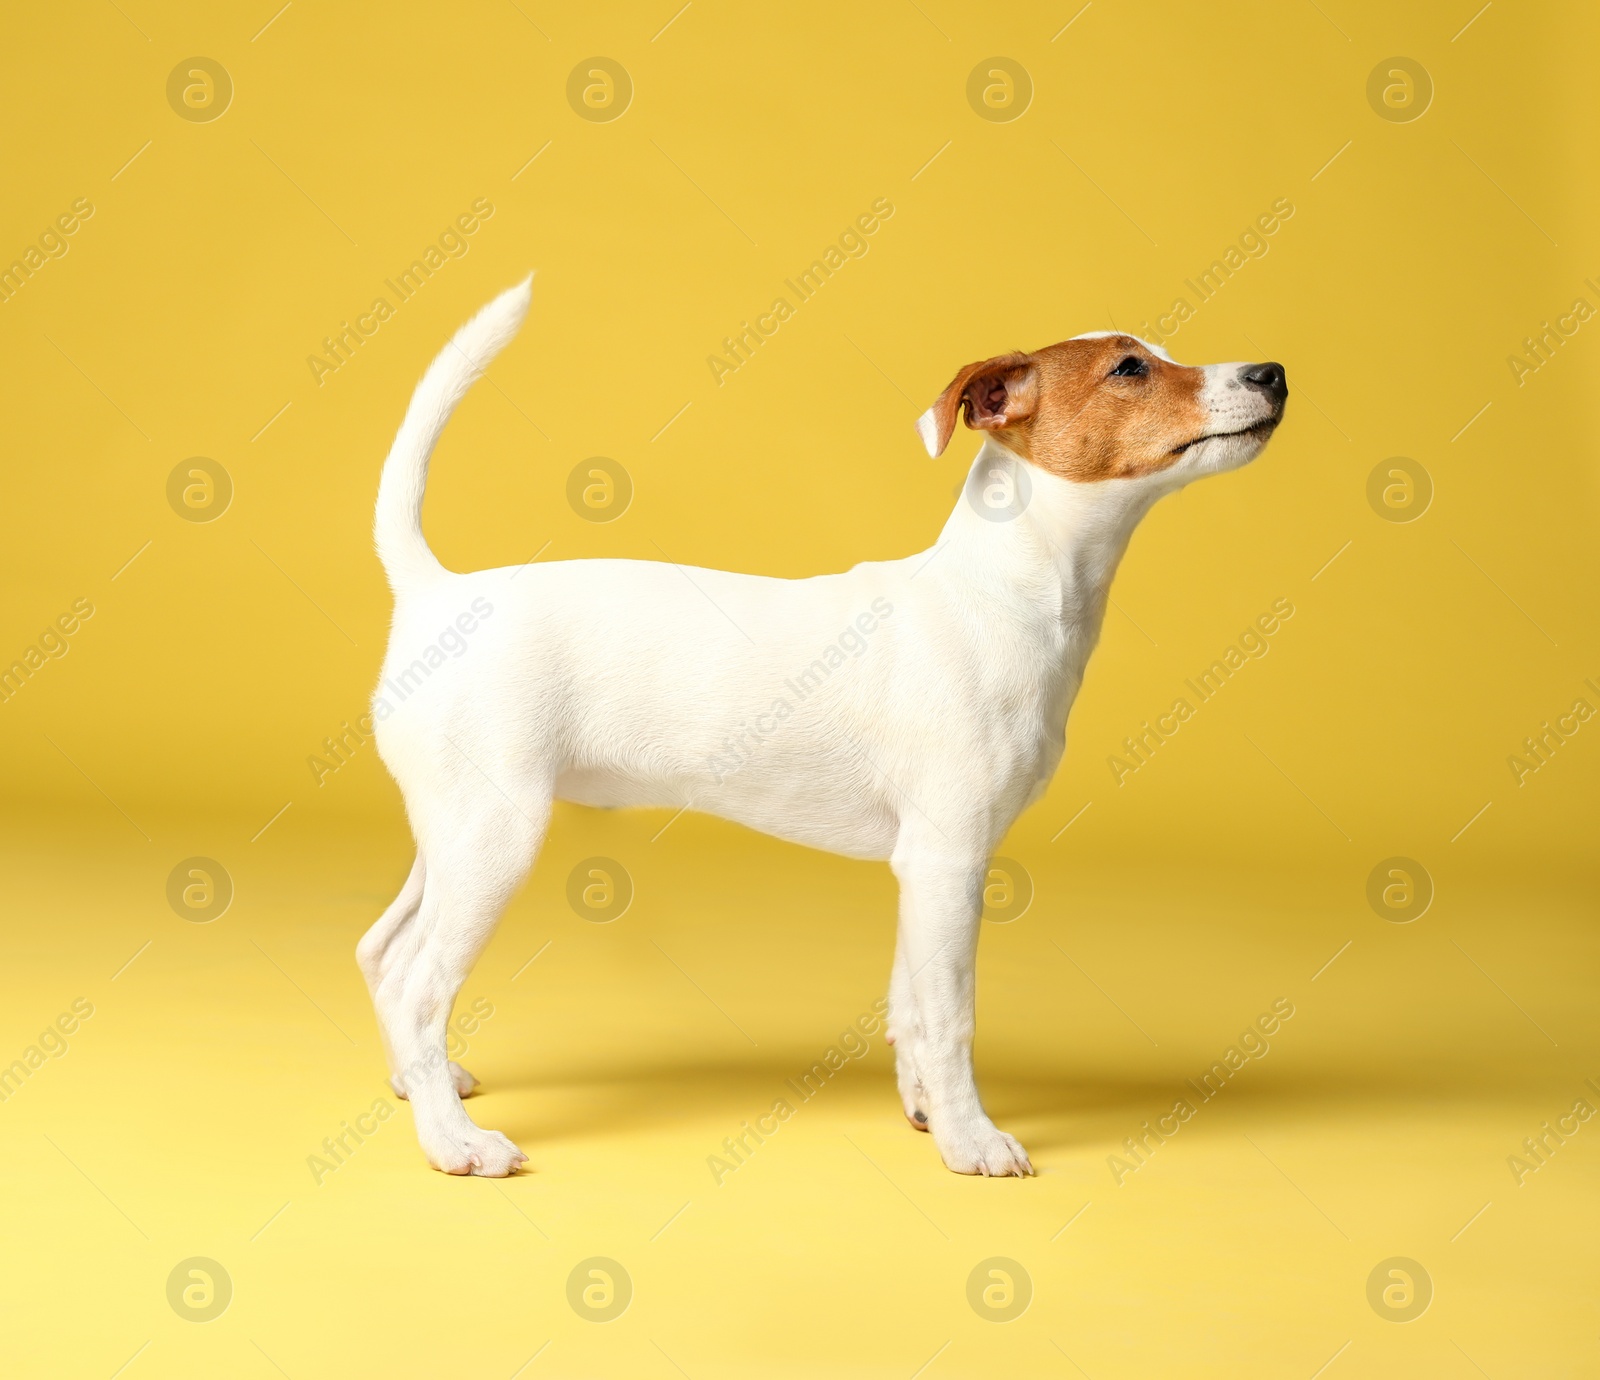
[916,333,1286,486]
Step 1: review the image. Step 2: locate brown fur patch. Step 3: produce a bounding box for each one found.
[930,336,1208,482]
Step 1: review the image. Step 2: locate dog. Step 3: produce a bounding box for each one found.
[356,276,1287,1178]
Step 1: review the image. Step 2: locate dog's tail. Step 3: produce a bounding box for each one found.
[374,274,534,594]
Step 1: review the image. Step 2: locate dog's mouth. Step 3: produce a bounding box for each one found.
[1169,416,1280,458]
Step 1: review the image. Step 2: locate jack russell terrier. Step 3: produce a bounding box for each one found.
[356,276,1287,1178]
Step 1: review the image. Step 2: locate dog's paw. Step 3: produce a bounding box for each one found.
[937,1119,1033,1178]
[390,1061,479,1100]
[892,1045,929,1131]
[427,1126,528,1177]
[901,1081,930,1132]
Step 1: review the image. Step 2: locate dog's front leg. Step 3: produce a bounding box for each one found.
[890,839,1032,1177]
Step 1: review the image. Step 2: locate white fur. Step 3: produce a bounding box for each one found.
[357,279,1281,1178]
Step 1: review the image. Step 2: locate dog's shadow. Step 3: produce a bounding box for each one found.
[478,1057,1474,1158]
[475,1057,1252,1154]
[482,1056,895,1148]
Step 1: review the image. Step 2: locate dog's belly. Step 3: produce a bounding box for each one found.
[553,765,900,860]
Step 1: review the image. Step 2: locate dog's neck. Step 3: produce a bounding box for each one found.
[934,436,1175,684]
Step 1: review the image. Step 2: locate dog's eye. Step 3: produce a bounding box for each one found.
[1109,356,1147,378]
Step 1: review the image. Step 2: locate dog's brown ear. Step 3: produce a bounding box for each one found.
[915,353,1038,458]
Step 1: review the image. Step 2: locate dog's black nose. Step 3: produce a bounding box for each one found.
[1242,362,1288,401]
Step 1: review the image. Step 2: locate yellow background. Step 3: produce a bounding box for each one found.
[1,1,1595,1376]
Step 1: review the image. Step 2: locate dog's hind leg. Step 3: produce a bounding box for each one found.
[356,854,423,1093]
[378,792,548,1176]
[886,934,930,1131]
[356,855,477,1100]
[891,830,1032,1177]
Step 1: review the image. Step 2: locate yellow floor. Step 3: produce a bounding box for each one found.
[2,1,1596,1374]
[1,806,1593,1378]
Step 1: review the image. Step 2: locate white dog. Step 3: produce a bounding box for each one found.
[356,277,1287,1178]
